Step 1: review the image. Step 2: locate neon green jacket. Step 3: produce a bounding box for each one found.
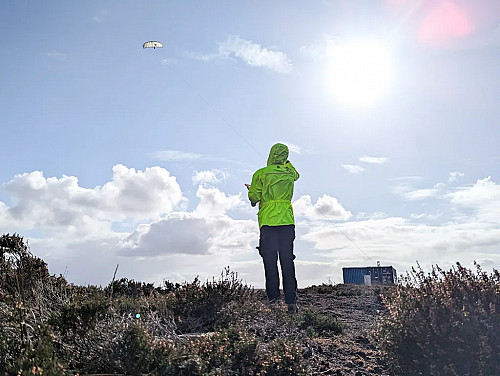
[248,143,299,228]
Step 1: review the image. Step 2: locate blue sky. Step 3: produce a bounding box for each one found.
[1,0,499,287]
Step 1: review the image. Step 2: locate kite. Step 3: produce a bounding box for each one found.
[142,41,163,49]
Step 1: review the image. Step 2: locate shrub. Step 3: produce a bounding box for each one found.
[106,277,157,298]
[259,338,307,375]
[121,324,154,376]
[0,302,69,375]
[0,233,50,300]
[376,262,500,376]
[166,267,255,333]
[1,234,309,375]
[0,234,70,375]
[295,309,344,336]
[49,286,109,337]
[149,328,307,375]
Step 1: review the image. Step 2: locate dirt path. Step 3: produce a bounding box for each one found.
[297,284,394,376]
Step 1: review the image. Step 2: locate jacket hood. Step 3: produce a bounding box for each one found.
[267,143,289,166]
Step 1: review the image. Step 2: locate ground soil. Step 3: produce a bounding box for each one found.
[287,284,394,375]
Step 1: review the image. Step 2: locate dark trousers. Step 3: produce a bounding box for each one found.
[258,225,297,304]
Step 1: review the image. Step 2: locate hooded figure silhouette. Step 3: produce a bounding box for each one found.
[248,143,300,314]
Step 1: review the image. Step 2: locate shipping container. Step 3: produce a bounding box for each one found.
[343,266,397,285]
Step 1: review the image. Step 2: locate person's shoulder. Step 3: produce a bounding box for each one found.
[253,166,268,175]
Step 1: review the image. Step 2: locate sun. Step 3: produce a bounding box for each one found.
[327,40,394,107]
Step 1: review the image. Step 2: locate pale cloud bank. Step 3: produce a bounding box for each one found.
[2,164,184,230]
[449,176,500,223]
[392,179,445,201]
[359,156,389,164]
[283,142,302,155]
[449,171,465,182]
[192,36,293,74]
[0,164,256,286]
[341,164,365,174]
[294,194,352,221]
[0,166,499,287]
[300,35,340,61]
[192,169,229,187]
[151,150,245,166]
[151,150,204,161]
[218,36,292,74]
[194,185,244,217]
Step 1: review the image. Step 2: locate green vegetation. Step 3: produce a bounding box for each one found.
[2,233,499,375]
[0,234,309,375]
[376,262,500,376]
[294,309,344,337]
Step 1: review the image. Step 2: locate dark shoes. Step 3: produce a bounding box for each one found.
[287,303,299,314]
[267,299,299,314]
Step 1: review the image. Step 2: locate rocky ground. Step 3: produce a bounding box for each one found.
[260,284,395,376]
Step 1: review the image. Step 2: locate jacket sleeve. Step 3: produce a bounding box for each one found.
[285,161,300,181]
[248,170,262,204]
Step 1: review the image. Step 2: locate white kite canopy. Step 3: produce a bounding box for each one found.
[142,41,163,49]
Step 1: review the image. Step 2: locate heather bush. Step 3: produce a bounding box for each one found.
[121,324,154,376]
[164,267,255,333]
[49,286,109,337]
[147,328,307,375]
[1,234,310,375]
[376,262,500,376]
[0,234,49,299]
[295,309,344,337]
[106,276,158,298]
[0,234,70,375]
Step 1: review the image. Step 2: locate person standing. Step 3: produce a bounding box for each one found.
[247,143,300,314]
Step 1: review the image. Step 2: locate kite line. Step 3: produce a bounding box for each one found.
[144,42,376,264]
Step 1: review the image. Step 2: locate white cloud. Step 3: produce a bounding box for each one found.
[192,169,229,186]
[0,166,258,286]
[300,35,340,61]
[217,36,292,74]
[356,212,387,220]
[119,213,257,259]
[341,164,365,174]
[403,188,440,200]
[390,176,423,182]
[151,150,203,161]
[392,180,444,201]
[194,186,244,217]
[118,186,254,259]
[281,142,302,155]
[1,166,499,288]
[1,165,185,232]
[410,211,443,221]
[151,150,245,166]
[450,177,500,206]
[300,178,500,278]
[449,171,465,182]
[294,194,352,221]
[160,58,179,66]
[449,177,500,222]
[359,156,389,164]
[120,214,215,256]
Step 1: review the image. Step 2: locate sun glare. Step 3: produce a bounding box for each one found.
[327,40,394,107]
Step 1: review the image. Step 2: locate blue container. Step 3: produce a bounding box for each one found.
[343,266,397,285]
[343,267,368,285]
